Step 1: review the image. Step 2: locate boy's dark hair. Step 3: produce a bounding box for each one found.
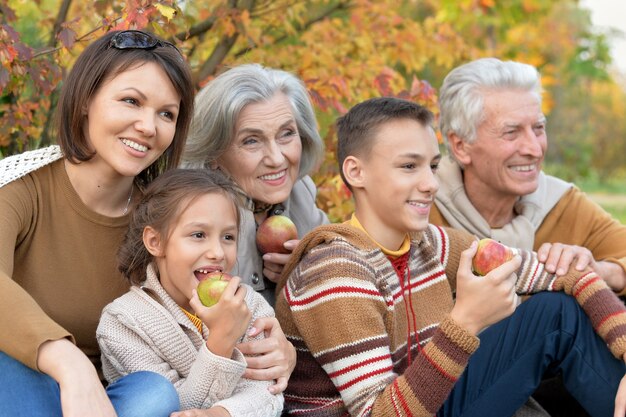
[56,30,194,186]
[335,97,434,189]
[117,168,246,285]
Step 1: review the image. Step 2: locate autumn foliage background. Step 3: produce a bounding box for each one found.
[2,0,626,222]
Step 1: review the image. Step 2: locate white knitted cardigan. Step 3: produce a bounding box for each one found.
[0,145,63,188]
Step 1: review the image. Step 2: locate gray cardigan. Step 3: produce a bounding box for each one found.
[233,175,329,304]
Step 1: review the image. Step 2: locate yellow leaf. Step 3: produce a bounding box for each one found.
[154,3,177,21]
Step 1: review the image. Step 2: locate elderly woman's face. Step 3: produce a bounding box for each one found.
[216,93,302,205]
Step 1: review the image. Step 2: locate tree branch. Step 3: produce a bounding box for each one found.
[47,0,73,47]
[193,0,256,84]
[234,0,353,58]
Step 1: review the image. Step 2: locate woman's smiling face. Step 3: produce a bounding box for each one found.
[216,93,302,205]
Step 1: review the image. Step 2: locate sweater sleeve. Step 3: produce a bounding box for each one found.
[278,240,479,417]
[0,178,73,370]
[536,187,626,295]
[481,241,626,359]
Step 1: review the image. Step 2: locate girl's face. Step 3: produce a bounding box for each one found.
[145,192,239,310]
[83,61,181,180]
[216,93,302,205]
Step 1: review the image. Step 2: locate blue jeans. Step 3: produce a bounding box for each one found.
[438,291,626,417]
[0,351,179,417]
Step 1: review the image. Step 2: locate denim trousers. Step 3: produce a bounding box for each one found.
[438,291,626,417]
[0,351,179,417]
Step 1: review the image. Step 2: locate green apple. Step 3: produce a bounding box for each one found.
[197,271,232,307]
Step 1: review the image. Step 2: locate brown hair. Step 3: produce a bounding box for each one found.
[335,97,434,190]
[55,30,195,185]
[117,168,246,285]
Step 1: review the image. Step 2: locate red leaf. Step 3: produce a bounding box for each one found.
[57,27,77,49]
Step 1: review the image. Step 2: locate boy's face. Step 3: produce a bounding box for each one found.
[148,193,238,311]
[351,118,440,248]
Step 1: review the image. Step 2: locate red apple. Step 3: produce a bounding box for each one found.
[472,238,516,276]
[256,214,298,254]
[197,271,232,307]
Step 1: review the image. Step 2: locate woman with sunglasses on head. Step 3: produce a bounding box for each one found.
[0,30,194,417]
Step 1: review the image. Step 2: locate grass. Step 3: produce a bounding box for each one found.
[577,177,626,224]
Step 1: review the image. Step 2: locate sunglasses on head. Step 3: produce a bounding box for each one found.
[109,30,181,56]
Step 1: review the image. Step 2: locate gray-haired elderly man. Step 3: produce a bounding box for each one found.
[430,57,626,416]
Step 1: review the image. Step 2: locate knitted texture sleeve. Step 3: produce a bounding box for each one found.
[429,225,626,359]
[535,187,626,296]
[276,225,479,417]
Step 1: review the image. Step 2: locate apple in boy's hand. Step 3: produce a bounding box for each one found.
[472,238,516,276]
[256,214,298,254]
[197,271,233,307]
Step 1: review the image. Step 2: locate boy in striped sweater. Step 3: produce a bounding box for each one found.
[274,97,626,417]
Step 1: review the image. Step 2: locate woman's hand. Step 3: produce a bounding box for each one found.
[37,339,117,417]
[450,241,521,335]
[236,316,296,394]
[262,239,299,283]
[190,277,251,358]
[170,406,230,417]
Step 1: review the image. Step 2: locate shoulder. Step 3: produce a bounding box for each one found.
[0,146,63,189]
[285,225,382,292]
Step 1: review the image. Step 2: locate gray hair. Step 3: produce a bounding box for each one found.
[182,64,324,177]
[439,57,542,147]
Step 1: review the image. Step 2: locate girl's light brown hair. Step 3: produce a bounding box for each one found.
[117,168,245,285]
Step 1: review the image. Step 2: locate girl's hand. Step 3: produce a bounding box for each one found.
[237,316,296,394]
[450,241,521,335]
[261,239,299,283]
[189,277,251,358]
[38,339,117,417]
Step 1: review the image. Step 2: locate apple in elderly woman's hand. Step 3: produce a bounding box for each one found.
[197,271,233,307]
[256,215,298,254]
[472,238,516,276]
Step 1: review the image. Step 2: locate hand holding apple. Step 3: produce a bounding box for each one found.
[256,214,298,254]
[197,271,233,307]
[472,238,517,276]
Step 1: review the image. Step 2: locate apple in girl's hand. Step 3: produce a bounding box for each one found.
[256,215,298,254]
[197,271,232,307]
[472,238,516,276]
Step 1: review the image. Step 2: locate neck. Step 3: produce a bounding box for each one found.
[64,160,135,217]
[353,207,407,251]
[463,175,517,228]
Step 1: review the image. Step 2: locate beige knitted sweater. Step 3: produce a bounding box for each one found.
[97,265,283,416]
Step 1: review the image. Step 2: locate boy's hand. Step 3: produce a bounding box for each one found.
[450,241,521,335]
[190,277,251,358]
[237,316,296,394]
[262,239,299,283]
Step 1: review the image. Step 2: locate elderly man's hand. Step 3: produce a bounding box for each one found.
[537,242,626,292]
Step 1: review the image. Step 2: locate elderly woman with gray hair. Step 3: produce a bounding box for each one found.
[182,63,329,394]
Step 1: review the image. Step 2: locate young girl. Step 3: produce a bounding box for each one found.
[97,168,283,417]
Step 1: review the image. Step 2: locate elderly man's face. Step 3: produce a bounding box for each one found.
[456,89,547,201]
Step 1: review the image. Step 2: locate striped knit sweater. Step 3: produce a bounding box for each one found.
[274,223,626,417]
